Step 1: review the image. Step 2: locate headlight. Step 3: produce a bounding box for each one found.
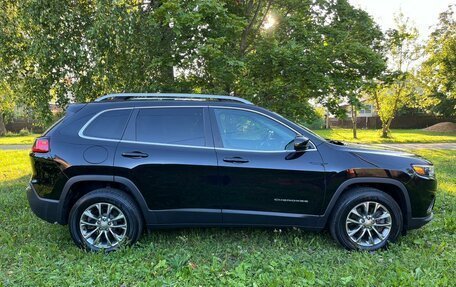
[411,164,435,179]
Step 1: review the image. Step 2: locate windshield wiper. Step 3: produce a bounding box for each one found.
[326,139,344,145]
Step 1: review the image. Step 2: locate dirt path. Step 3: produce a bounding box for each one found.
[373,143,456,150]
[0,145,31,150]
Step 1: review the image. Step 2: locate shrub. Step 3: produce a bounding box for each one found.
[303,118,325,129]
[4,131,17,137]
[18,128,31,136]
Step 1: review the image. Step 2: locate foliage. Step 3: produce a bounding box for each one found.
[0,82,17,135]
[0,149,454,286]
[318,0,385,139]
[419,5,456,117]
[17,128,31,136]
[370,75,420,137]
[302,106,326,130]
[0,0,385,126]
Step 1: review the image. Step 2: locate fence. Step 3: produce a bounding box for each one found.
[329,115,456,129]
[5,119,44,133]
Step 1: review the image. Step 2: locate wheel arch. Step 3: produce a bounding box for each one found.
[57,175,150,225]
[323,178,412,230]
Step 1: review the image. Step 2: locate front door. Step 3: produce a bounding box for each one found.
[210,107,326,225]
[115,106,221,225]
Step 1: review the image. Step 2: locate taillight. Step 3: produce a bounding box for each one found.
[32,138,50,153]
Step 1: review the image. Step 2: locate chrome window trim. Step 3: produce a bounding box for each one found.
[78,105,317,152]
[211,106,317,152]
[119,139,214,150]
[217,147,315,153]
[78,107,134,142]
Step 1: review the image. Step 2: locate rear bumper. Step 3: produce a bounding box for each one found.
[26,184,62,224]
[408,213,433,230]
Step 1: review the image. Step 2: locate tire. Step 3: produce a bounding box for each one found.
[68,188,143,252]
[329,187,403,251]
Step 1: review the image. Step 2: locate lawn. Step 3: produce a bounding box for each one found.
[313,129,456,143]
[0,150,454,286]
[0,134,40,145]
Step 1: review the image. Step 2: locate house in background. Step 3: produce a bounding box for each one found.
[328,100,378,129]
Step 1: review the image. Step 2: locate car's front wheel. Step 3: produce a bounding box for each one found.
[68,188,143,251]
[329,187,403,251]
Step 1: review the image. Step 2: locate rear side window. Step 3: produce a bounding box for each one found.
[43,116,65,136]
[83,109,131,140]
[135,108,205,146]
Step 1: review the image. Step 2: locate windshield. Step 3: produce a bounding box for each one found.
[295,123,344,145]
[271,111,327,142]
[295,123,328,141]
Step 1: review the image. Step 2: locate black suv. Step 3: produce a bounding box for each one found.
[27,93,436,251]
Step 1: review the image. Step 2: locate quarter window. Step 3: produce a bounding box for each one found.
[213,109,296,151]
[84,109,131,140]
[135,108,205,146]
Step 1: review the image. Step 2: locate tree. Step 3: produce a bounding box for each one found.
[369,74,416,137]
[1,0,388,128]
[318,0,385,138]
[0,1,22,134]
[371,13,421,138]
[419,5,456,117]
[236,0,385,128]
[0,82,17,135]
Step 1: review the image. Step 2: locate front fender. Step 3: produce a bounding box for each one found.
[321,177,412,228]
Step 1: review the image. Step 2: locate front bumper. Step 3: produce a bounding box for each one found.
[408,213,433,230]
[26,184,61,224]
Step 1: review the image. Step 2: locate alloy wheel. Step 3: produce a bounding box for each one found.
[345,201,392,247]
[79,202,128,249]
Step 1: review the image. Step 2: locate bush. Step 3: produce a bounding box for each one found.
[18,128,31,136]
[300,106,326,130]
[3,131,17,137]
[303,118,325,129]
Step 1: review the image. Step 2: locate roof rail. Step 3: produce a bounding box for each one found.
[94,93,253,105]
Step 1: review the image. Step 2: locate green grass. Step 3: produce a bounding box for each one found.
[314,129,456,143]
[0,134,40,145]
[0,150,454,286]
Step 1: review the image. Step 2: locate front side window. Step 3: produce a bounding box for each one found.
[213,108,296,151]
[83,109,131,140]
[135,108,205,147]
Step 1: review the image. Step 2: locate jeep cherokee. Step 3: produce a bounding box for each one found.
[27,93,436,251]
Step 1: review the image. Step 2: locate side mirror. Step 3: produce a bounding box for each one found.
[294,135,310,151]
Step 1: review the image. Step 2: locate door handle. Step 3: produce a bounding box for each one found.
[223,157,249,163]
[121,151,149,159]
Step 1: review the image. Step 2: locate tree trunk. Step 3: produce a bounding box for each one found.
[351,104,357,139]
[381,125,388,138]
[325,113,330,129]
[381,118,393,138]
[0,113,6,136]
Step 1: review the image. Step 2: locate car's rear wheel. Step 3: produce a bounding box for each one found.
[68,188,143,251]
[329,187,403,251]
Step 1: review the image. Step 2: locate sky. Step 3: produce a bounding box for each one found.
[349,0,455,39]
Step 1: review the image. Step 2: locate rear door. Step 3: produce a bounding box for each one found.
[114,106,221,225]
[210,107,326,225]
